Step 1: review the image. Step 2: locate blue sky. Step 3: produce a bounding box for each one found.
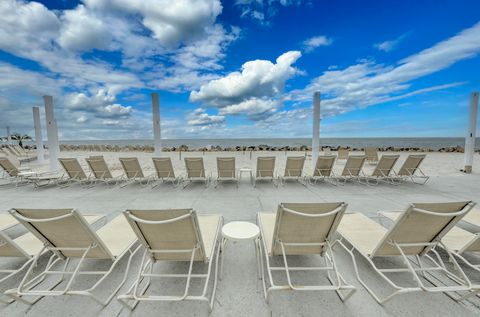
[0,0,479,140]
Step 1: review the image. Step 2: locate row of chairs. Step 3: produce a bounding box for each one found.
[0,153,429,188]
[0,145,37,164]
[0,201,478,310]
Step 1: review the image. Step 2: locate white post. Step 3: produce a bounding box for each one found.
[464,92,479,173]
[32,107,45,163]
[312,91,321,168]
[152,93,162,155]
[44,95,60,171]
[6,126,11,144]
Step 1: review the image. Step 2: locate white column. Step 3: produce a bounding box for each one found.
[152,93,162,155]
[464,92,479,173]
[44,95,60,171]
[6,126,11,144]
[32,107,45,163]
[312,91,321,168]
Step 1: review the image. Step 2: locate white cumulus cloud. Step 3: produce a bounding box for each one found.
[302,35,333,52]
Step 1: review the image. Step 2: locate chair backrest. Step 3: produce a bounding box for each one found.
[284,156,305,177]
[184,157,205,178]
[371,155,400,177]
[152,157,176,178]
[86,156,113,179]
[365,147,378,161]
[58,158,87,179]
[0,232,30,258]
[271,202,347,256]
[313,156,336,176]
[217,157,236,178]
[323,148,331,155]
[119,157,144,179]
[256,156,275,177]
[6,145,21,156]
[338,148,349,160]
[397,154,426,176]
[372,201,475,257]
[9,208,113,259]
[0,157,19,177]
[123,209,207,261]
[341,155,366,176]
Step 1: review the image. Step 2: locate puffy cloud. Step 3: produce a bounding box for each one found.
[65,89,132,118]
[219,98,279,120]
[190,51,302,106]
[302,35,333,53]
[187,108,225,126]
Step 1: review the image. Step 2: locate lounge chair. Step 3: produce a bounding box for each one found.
[339,155,366,183]
[151,157,181,187]
[309,155,337,185]
[323,147,332,156]
[364,147,379,164]
[58,158,92,187]
[214,157,238,187]
[337,148,349,160]
[119,157,154,187]
[365,155,400,185]
[334,201,476,304]
[396,154,429,184]
[0,157,60,188]
[183,157,208,188]
[4,146,32,164]
[118,209,223,311]
[280,156,305,185]
[254,156,277,187]
[0,213,104,304]
[463,208,480,229]
[5,209,140,305]
[257,203,356,302]
[86,155,124,185]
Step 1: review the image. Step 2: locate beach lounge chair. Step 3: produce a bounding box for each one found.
[151,157,181,187]
[365,155,400,185]
[5,209,140,305]
[119,157,154,187]
[254,156,277,187]
[0,157,60,188]
[396,154,429,184]
[118,209,223,311]
[280,156,305,185]
[339,155,366,183]
[309,155,337,185]
[364,147,379,164]
[0,213,104,304]
[183,157,208,188]
[58,158,92,187]
[323,147,332,156]
[338,148,349,160]
[257,202,356,302]
[463,208,480,229]
[334,201,476,304]
[215,157,238,187]
[86,156,124,185]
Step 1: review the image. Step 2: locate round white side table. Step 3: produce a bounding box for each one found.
[220,221,261,279]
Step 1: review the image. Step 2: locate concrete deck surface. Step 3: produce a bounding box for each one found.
[0,151,479,316]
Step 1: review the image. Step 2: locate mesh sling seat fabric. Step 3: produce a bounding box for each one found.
[280,156,306,185]
[333,201,476,304]
[309,155,337,185]
[119,157,155,187]
[214,157,238,187]
[86,156,125,185]
[151,157,181,186]
[396,154,429,185]
[365,155,400,185]
[183,157,209,188]
[257,202,356,302]
[58,158,92,187]
[364,147,379,164]
[118,209,223,311]
[0,157,61,188]
[254,156,277,187]
[338,155,366,184]
[5,209,140,306]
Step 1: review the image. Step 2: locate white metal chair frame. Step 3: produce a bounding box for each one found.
[57,158,93,188]
[308,156,338,186]
[364,155,400,186]
[4,209,141,306]
[183,158,209,188]
[280,157,306,186]
[214,157,238,188]
[257,203,356,303]
[119,158,154,188]
[333,202,476,304]
[118,210,223,312]
[338,156,367,185]
[254,157,277,187]
[396,155,429,185]
[86,157,125,186]
[151,158,182,187]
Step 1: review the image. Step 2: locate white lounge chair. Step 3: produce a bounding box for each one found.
[0,157,60,188]
[396,154,429,184]
[5,209,140,305]
[280,156,305,185]
[254,156,277,187]
[86,156,125,185]
[309,155,337,185]
[151,157,181,187]
[118,209,223,311]
[463,208,480,229]
[58,158,92,187]
[339,155,366,184]
[183,157,209,188]
[334,201,476,304]
[257,202,356,302]
[364,147,379,164]
[337,148,349,160]
[365,154,400,185]
[215,157,238,187]
[119,157,154,187]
